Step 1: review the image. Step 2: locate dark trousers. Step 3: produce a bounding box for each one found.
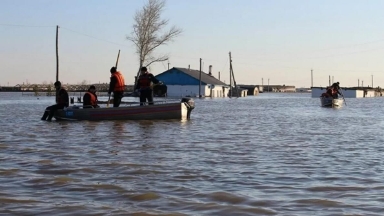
[113,91,124,107]
[41,104,65,121]
[140,90,154,106]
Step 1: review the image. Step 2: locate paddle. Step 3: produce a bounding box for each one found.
[107,49,121,108]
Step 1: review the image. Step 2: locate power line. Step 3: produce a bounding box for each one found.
[0,23,55,28]
[60,26,130,48]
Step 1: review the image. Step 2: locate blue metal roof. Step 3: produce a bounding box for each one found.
[155,67,227,86]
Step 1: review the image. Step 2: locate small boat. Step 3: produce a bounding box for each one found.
[320,97,344,108]
[54,97,195,121]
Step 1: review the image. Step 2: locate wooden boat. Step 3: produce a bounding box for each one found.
[320,97,344,108]
[54,97,195,121]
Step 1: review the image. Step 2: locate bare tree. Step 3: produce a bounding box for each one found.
[80,80,88,85]
[126,0,182,84]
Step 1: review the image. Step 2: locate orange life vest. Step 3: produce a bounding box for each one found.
[84,92,97,106]
[111,71,125,92]
[138,73,152,89]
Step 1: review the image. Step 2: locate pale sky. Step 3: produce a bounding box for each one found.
[1,0,384,88]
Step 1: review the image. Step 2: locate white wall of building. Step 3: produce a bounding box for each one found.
[205,85,229,97]
[311,87,327,97]
[166,85,205,97]
[165,85,229,97]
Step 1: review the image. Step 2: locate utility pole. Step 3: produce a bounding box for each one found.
[328,75,331,86]
[228,52,238,97]
[199,58,202,98]
[56,25,59,82]
[311,69,313,87]
[362,80,364,87]
[218,71,220,80]
[268,78,270,92]
[56,25,59,102]
[372,74,373,88]
[358,79,360,87]
[229,52,232,97]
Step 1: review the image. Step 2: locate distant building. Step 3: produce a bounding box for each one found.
[311,86,382,98]
[296,88,311,92]
[155,67,229,97]
[263,85,296,92]
[228,88,248,97]
[237,85,259,95]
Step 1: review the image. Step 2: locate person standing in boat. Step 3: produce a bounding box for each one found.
[41,81,69,121]
[83,85,100,108]
[108,66,125,107]
[135,67,162,106]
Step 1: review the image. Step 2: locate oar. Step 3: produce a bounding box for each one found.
[107,49,121,108]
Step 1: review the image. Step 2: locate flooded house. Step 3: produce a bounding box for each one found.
[155,67,229,98]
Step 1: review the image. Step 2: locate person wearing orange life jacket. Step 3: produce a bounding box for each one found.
[135,67,162,106]
[83,85,100,108]
[108,67,125,107]
[41,81,69,121]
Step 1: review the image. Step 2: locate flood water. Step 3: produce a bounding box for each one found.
[1,92,384,216]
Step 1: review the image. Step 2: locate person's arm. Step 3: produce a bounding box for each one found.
[108,76,117,94]
[94,94,100,108]
[149,74,161,84]
[135,77,140,90]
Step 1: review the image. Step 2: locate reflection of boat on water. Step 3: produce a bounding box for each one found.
[320,97,344,108]
[54,97,195,121]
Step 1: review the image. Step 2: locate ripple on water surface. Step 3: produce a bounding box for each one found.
[1,93,384,215]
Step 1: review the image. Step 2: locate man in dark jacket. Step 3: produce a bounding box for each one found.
[108,67,125,107]
[83,85,99,108]
[135,67,162,106]
[41,81,69,121]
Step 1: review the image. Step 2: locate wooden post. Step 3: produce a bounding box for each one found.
[199,58,202,98]
[115,50,120,68]
[55,25,59,102]
[56,25,59,82]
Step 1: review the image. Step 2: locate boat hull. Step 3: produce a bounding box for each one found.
[320,97,344,108]
[54,98,195,121]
